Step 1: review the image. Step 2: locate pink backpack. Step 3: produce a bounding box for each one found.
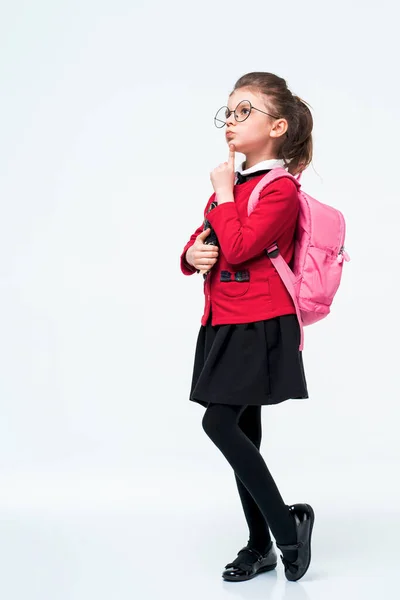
[247,167,350,351]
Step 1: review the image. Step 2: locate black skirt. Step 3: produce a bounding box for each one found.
[189,309,309,408]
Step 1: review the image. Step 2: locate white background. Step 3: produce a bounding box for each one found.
[1,1,399,598]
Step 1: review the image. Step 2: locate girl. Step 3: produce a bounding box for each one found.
[180,72,315,583]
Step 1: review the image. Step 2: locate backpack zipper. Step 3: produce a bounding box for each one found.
[338,245,350,263]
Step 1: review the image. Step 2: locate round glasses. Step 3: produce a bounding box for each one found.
[214,100,281,128]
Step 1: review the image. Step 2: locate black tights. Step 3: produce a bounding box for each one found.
[202,403,298,562]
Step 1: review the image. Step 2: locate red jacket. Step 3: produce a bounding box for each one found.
[180,174,299,326]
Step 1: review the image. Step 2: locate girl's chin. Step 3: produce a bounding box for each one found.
[227,140,242,150]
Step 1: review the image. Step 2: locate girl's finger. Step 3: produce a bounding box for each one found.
[228,143,236,167]
[197,260,215,269]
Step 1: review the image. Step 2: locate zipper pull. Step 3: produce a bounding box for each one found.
[337,246,350,263]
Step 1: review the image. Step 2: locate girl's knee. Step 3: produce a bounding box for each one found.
[201,404,236,439]
[201,408,215,436]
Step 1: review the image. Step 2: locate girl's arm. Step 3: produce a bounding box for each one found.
[206,178,299,265]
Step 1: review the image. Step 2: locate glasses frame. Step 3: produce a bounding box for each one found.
[214,100,281,128]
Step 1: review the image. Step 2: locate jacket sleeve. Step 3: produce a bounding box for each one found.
[180,194,216,275]
[205,178,299,265]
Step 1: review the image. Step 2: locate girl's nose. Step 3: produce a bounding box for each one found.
[226,110,236,127]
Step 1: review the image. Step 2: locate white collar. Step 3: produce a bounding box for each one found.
[237,158,287,175]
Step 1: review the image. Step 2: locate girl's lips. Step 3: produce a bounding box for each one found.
[226,132,235,138]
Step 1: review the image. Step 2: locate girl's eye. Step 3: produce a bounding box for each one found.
[224,109,231,118]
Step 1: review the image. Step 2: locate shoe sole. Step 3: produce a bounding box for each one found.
[304,503,315,577]
[291,503,315,582]
[222,562,277,582]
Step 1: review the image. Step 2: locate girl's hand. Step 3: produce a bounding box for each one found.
[210,144,236,195]
[186,228,219,275]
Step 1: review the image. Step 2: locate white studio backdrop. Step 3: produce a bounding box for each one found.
[0,0,399,588]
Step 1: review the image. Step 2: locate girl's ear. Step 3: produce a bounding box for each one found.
[270,118,288,139]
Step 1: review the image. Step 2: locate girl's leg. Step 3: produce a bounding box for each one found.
[202,402,298,563]
[235,405,272,553]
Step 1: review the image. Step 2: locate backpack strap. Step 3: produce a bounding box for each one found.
[247,168,304,351]
[247,167,301,216]
[266,245,304,351]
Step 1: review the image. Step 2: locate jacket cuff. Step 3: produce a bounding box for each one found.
[180,244,198,275]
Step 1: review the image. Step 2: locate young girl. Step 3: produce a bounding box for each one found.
[180,72,315,583]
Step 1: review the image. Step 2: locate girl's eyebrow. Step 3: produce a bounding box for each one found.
[227,100,248,110]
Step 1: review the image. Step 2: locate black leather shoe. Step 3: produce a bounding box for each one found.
[276,503,315,582]
[222,542,278,581]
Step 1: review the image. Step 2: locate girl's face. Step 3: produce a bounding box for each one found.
[224,88,287,157]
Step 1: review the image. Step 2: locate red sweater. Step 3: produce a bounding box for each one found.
[180,174,299,326]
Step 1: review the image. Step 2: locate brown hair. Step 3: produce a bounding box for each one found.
[231,72,313,176]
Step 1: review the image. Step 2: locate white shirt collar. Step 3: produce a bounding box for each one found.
[237,158,287,176]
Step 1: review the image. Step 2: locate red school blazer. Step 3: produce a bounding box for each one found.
[180,174,299,326]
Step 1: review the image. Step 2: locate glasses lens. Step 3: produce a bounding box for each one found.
[234,100,251,122]
[214,106,229,128]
